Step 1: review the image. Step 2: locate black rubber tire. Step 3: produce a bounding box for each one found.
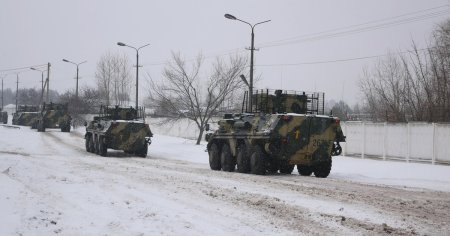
[250,145,266,175]
[220,143,235,172]
[61,124,71,132]
[85,135,91,152]
[314,159,332,178]
[236,144,250,173]
[279,163,295,174]
[37,121,45,132]
[297,165,313,176]
[99,136,107,156]
[136,144,148,158]
[208,143,221,170]
[88,135,95,153]
[94,135,100,154]
[267,160,279,174]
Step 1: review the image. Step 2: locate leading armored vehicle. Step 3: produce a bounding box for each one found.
[12,105,40,126]
[85,105,153,157]
[206,89,345,178]
[35,102,72,132]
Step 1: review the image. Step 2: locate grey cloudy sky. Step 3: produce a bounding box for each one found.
[1,0,449,106]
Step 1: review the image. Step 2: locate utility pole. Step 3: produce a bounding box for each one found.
[62,59,86,100]
[224,14,270,112]
[117,42,150,109]
[1,78,3,110]
[30,67,47,104]
[46,62,51,103]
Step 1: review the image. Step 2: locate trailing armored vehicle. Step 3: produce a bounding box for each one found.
[35,102,72,132]
[12,105,40,126]
[206,89,345,178]
[1,110,7,124]
[85,105,153,157]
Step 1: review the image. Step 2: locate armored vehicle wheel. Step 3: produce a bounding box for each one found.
[61,124,71,132]
[267,160,280,174]
[297,165,313,176]
[85,135,91,152]
[88,135,95,153]
[250,145,266,175]
[314,159,332,178]
[99,136,107,156]
[135,144,148,158]
[37,121,45,132]
[279,163,295,174]
[94,135,100,154]
[208,143,221,170]
[220,143,235,172]
[236,144,250,173]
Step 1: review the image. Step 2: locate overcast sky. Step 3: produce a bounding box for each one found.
[1,0,449,106]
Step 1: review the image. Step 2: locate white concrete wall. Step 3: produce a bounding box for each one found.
[342,122,450,164]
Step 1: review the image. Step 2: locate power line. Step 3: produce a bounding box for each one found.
[144,49,247,66]
[143,4,449,67]
[0,64,48,74]
[260,4,450,47]
[261,8,450,48]
[255,47,435,67]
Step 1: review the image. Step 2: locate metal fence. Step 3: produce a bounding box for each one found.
[342,122,450,164]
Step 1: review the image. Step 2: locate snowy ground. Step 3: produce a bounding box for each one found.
[1,123,450,235]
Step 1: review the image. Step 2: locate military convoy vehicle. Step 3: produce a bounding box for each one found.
[35,102,72,132]
[12,105,40,126]
[206,89,346,178]
[85,105,153,157]
[0,110,7,124]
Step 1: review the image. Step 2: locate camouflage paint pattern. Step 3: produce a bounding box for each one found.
[208,113,344,166]
[103,107,138,120]
[85,106,153,153]
[87,120,152,151]
[253,92,308,114]
[35,103,71,130]
[206,89,345,175]
[12,112,40,126]
[40,109,71,128]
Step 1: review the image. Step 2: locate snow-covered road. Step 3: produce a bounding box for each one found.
[1,125,450,235]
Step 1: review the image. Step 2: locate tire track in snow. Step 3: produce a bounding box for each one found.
[34,130,450,235]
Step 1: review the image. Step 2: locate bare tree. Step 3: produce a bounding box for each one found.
[95,51,132,106]
[149,52,247,144]
[359,19,450,122]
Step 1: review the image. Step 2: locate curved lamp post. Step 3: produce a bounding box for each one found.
[30,67,47,103]
[224,13,270,112]
[62,59,87,100]
[117,42,150,109]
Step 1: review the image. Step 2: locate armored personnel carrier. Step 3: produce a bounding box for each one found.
[206,89,345,178]
[0,110,7,124]
[85,105,153,157]
[35,102,72,132]
[12,105,40,126]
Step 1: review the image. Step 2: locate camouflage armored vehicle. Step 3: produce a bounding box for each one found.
[85,105,153,157]
[1,110,7,124]
[206,89,345,178]
[12,105,40,126]
[35,102,72,132]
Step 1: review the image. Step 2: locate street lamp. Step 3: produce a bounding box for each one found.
[117,42,150,109]
[62,59,87,100]
[225,13,270,112]
[30,67,47,104]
